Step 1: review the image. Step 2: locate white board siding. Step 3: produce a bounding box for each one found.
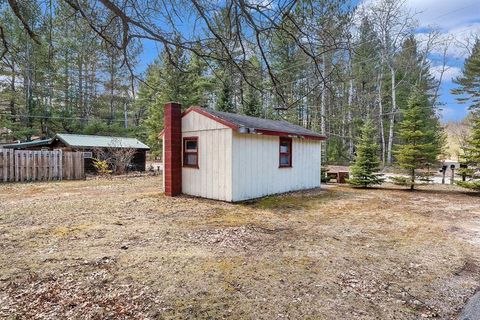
[231,132,321,202]
[181,111,233,201]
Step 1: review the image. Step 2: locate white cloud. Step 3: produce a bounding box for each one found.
[360,0,479,59]
[414,22,480,59]
[405,0,480,30]
[430,64,462,82]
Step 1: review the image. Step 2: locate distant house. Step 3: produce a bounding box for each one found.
[1,133,150,172]
[160,103,326,202]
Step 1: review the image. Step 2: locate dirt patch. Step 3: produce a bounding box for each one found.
[1,177,480,319]
[1,268,158,319]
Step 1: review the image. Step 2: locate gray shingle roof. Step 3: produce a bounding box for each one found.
[55,134,150,149]
[202,108,326,139]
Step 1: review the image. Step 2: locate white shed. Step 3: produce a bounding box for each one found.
[161,102,326,202]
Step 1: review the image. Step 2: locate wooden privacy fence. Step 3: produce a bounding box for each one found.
[0,149,85,182]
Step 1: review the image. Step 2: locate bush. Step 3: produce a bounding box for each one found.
[456,180,480,191]
[93,159,112,176]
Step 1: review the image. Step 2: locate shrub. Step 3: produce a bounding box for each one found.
[93,159,112,176]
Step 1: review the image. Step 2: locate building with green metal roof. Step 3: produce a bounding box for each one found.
[52,134,150,150]
[1,134,150,172]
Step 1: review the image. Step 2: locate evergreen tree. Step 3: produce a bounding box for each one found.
[184,52,212,108]
[138,44,211,156]
[216,73,235,112]
[269,16,304,123]
[452,39,480,191]
[452,39,480,111]
[393,88,443,190]
[347,119,385,187]
[140,45,189,156]
[241,57,263,117]
[136,63,163,156]
[243,86,262,117]
[457,114,480,191]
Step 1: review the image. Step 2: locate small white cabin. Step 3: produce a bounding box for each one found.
[161,103,326,202]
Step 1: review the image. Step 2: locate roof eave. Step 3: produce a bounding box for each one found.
[252,129,327,141]
[157,107,327,141]
[1,139,53,149]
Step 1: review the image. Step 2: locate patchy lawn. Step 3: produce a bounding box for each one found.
[0,176,479,319]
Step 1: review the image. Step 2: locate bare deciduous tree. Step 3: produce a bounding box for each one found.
[93,138,136,174]
[1,0,349,109]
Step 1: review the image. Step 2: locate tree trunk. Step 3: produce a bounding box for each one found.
[64,50,70,131]
[348,75,354,159]
[9,65,16,119]
[320,55,327,162]
[25,43,33,134]
[377,73,386,166]
[109,54,115,124]
[78,56,84,124]
[387,66,397,164]
[124,101,128,129]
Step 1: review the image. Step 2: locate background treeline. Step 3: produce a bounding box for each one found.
[0,1,143,140]
[0,0,456,164]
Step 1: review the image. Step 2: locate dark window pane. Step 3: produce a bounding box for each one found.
[280,154,290,166]
[185,140,197,150]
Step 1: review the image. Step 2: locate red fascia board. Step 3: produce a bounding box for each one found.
[159,107,327,141]
[254,129,327,141]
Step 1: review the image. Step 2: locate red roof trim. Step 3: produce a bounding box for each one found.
[158,106,327,141]
[254,129,327,141]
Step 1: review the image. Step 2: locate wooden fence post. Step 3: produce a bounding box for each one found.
[0,149,86,183]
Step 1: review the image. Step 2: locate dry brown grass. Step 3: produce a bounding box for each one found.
[1,177,480,319]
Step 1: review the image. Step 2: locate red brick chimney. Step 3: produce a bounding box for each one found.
[164,102,182,196]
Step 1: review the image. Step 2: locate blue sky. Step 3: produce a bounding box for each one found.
[137,0,480,123]
[406,0,480,122]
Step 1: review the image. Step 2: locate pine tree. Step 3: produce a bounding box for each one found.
[347,119,385,187]
[138,43,211,156]
[457,114,480,191]
[393,88,443,190]
[184,52,212,108]
[137,63,164,156]
[139,45,189,156]
[216,73,235,113]
[452,39,480,111]
[241,56,263,117]
[452,39,480,191]
[243,86,262,117]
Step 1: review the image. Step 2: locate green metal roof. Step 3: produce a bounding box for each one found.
[1,134,150,150]
[54,134,150,150]
[1,139,52,149]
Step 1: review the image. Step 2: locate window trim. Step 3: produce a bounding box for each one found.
[279,137,292,168]
[183,136,199,168]
[83,151,93,159]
